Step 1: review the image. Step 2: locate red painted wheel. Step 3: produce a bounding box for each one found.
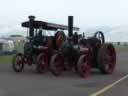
[97,43,116,74]
[36,53,49,73]
[50,53,64,76]
[77,55,91,78]
[12,53,24,72]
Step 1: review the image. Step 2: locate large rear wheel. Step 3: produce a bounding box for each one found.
[97,43,116,74]
[12,53,24,72]
[50,53,64,76]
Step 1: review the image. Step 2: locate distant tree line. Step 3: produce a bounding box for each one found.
[117,42,128,46]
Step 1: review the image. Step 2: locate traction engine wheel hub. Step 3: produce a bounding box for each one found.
[36,53,49,73]
[50,54,64,76]
[97,43,116,74]
[77,55,91,78]
[12,53,24,72]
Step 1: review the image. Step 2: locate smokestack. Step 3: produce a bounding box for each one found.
[28,16,35,37]
[68,16,73,37]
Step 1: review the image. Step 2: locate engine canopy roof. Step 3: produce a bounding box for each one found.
[22,20,79,31]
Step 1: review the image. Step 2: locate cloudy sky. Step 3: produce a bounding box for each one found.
[0,0,128,41]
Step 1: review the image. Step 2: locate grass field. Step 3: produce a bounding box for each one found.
[0,44,128,64]
[115,45,128,53]
[0,42,23,64]
[0,55,14,64]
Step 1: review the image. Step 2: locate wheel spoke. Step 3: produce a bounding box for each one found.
[37,54,48,73]
[77,55,91,78]
[50,54,64,76]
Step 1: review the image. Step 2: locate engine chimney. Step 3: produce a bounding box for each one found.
[28,16,35,37]
[68,16,73,37]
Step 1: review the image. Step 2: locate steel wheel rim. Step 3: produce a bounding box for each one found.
[54,55,64,72]
[78,55,91,78]
[104,45,116,73]
[14,55,23,69]
[81,56,90,77]
[39,54,48,72]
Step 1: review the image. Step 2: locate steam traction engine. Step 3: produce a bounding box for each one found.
[12,16,116,78]
[50,16,116,78]
[12,16,79,73]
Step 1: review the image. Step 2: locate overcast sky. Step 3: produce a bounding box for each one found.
[0,0,128,41]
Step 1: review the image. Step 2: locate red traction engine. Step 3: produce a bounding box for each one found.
[49,16,116,78]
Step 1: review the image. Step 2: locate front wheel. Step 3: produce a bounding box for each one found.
[50,53,64,76]
[12,53,24,72]
[36,53,49,73]
[77,55,91,78]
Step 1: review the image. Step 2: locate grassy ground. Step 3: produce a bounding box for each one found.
[0,42,24,64]
[0,44,128,64]
[0,55,14,64]
[114,45,128,53]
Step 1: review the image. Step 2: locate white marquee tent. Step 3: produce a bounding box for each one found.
[0,39,15,54]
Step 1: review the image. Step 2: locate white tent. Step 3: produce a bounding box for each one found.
[0,39,15,54]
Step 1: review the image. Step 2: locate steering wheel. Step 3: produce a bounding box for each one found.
[94,31,105,44]
[55,31,66,49]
